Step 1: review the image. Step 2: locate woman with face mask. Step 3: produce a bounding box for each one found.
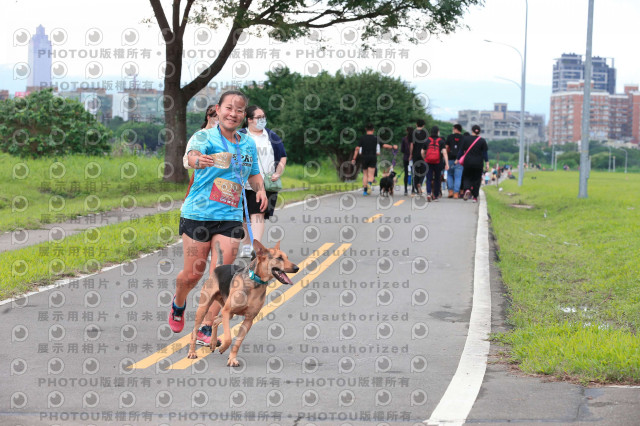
[237,105,288,257]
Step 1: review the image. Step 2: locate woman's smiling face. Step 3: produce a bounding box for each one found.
[216,95,246,132]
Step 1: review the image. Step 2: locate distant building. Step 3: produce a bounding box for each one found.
[457,103,546,143]
[112,89,164,122]
[58,88,113,122]
[552,53,616,95]
[0,90,9,101]
[187,85,221,113]
[27,25,52,90]
[549,81,640,145]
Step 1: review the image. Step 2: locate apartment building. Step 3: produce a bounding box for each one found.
[457,103,546,142]
[549,81,640,145]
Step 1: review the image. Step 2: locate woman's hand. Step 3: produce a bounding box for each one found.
[270,173,281,181]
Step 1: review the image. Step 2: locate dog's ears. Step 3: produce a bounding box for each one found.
[253,239,268,257]
[274,240,280,251]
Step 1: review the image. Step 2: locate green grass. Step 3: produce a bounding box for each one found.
[0,153,187,231]
[0,154,357,298]
[486,171,640,384]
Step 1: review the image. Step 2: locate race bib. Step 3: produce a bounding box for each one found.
[211,152,232,169]
[209,177,241,207]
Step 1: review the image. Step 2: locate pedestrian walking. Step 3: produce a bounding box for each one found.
[409,119,428,196]
[459,125,489,203]
[400,127,413,195]
[351,123,397,196]
[423,126,449,202]
[445,124,464,198]
[237,105,287,257]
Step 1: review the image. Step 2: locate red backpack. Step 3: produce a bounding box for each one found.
[424,137,442,164]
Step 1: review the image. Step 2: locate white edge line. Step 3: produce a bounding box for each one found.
[425,189,492,426]
[0,241,183,307]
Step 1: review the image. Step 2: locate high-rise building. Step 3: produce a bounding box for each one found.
[457,103,546,143]
[552,53,616,94]
[549,81,640,145]
[27,25,52,90]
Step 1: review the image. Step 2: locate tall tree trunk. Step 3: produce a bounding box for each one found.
[163,87,189,183]
[163,33,189,183]
[334,152,358,182]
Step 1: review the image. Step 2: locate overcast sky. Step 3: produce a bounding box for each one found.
[1,0,638,120]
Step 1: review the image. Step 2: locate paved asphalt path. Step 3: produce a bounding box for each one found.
[2,187,638,425]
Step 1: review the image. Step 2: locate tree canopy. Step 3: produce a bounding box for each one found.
[0,89,112,158]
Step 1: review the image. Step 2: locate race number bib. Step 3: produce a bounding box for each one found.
[209,177,241,207]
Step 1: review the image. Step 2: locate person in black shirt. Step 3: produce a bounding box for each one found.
[423,125,449,202]
[352,123,397,195]
[409,119,428,196]
[400,127,413,195]
[445,124,464,198]
[459,125,489,202]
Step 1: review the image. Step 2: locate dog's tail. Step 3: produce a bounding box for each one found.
[214,241,224,267]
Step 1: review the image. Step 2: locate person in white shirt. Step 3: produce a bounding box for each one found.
[238,106,287,257]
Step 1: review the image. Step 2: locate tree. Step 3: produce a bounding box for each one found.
[558,151,580,169]
[433,120,453,137]
[186,112,206,137]
[115,122,166,152]
[106,116,126,132]
[0,89,112,158]
[277,70,425,179]
[244,68,303,129]
[148,0,483,182]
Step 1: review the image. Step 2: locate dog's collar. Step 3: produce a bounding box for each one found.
[248,269,269,286]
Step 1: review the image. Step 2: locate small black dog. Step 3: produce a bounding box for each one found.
[379,171,397,196]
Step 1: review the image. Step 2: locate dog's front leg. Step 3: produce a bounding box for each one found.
[227,317,254,367]
[209,315,222,353]
[218,304,233,354]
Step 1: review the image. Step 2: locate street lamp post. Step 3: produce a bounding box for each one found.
[620,148,628,173]
[578,0,595,198]
[484,0,528,186]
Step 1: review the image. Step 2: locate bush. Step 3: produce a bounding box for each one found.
[0,89,112,158]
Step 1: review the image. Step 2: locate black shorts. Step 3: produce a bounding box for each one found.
[244,189,278,220]
[179,218,245,243]
[361,155,377,169]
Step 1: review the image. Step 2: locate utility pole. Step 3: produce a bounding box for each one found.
[579,0,594,198]
[517,0,528,187]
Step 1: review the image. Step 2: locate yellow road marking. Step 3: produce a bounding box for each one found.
[393,199,405,206]
[129,242,335,370]
[364,213,383,223]
[169,243,351,369]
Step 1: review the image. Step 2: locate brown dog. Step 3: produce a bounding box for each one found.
[187,239,299,366]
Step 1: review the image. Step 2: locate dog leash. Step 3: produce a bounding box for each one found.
[218,126,255,250]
